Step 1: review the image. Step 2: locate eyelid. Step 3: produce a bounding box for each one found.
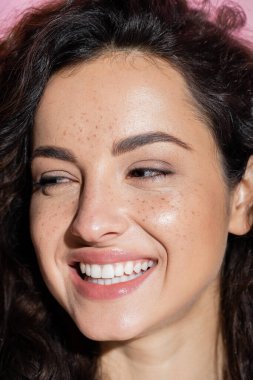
[33,169,79,183]
[127,160,174,173]
[32,170,80,196]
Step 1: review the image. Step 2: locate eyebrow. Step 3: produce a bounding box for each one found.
[31,132,192,163]
[112,132,192,155]
[31,146,77,163]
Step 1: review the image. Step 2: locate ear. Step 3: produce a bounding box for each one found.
[229,156,253,235]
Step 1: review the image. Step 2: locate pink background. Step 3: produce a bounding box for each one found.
[0,0,252,40]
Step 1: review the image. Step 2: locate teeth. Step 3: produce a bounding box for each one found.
[124,261,133,275]
[90,264,102,279]
[79,259,156,279]
[134,262,141,274]
[88,271,143,285]
[86,264,91,276]
[80,263,86,274]
[101,264,114,279]
[141,261,148,271]
[115,263,124,277]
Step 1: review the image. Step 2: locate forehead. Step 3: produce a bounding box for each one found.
[34,52,213,153]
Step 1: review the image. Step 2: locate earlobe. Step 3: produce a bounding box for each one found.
[228,155,253,236]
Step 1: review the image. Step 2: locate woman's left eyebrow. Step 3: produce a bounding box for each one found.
[112,131,193,156]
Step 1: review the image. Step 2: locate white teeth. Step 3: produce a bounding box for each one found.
[102,264,114,279]
[85,264,91,276]
[90,264,102,279]
[87,271,143,285]
[141,261,148,271]
[124,261,133,275]
[80,263,86,274]
[79,259,156,280]
[114,263,124,277]
[134,262,141,274]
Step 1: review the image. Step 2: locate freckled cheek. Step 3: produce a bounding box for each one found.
[131,188,228,257]
[30,196,78,245]
[130,193,180,231]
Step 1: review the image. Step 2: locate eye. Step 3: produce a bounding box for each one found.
[33,173,76,196]
[128,167,173,180]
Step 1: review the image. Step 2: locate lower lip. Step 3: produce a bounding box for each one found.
[70,267,155,300]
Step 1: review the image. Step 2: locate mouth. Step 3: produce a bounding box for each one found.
[68,248,158,300]
[75,259,156,285]
[70,257,157,300]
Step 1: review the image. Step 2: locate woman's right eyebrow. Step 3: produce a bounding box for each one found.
[31,146,77,163]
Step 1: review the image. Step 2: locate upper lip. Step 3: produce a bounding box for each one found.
[67,247,156,266]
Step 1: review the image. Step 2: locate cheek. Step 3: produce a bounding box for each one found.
[30,195,76,240]
[131,183,229,292]
[29,195,78,278]
[29,196,78,307]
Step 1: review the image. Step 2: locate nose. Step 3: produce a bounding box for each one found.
[70,182,129,245]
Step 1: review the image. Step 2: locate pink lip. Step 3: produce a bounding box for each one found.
[69,265,156,300]
[68,248,155,265]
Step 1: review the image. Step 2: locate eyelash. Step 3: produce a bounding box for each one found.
[33,176,69,191]
[127,168,173,180]
[33,168,172,194]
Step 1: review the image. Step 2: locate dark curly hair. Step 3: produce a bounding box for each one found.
[0,0,252,379]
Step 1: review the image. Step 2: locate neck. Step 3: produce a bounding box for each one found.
[99,281,224,380]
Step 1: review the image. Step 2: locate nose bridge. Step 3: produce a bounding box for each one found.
[83,176,115,215]
[71,168,128,243]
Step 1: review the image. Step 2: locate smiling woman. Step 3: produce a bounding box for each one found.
[0,1,253,380]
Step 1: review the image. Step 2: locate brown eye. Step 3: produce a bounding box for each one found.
[128,168,173,179]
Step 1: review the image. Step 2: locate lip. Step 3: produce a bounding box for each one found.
[69,264,156,300]
[68,247,156,265]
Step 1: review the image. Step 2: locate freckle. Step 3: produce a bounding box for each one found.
[95,125,98,129]
[160,198,165,201]
[87,137,90,141]
[63,130,67,136]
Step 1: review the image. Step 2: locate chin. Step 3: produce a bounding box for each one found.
[74,317,145,342]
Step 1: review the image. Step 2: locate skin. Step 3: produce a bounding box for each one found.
[30,52,239,379]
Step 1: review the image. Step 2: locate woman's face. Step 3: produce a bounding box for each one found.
[30,53,233,341]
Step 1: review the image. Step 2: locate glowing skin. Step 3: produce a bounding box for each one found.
[30,53,235,379]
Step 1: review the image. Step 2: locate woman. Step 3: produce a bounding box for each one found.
[0,0,252,379]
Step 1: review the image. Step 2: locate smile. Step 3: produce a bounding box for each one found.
[79,260,156,285]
